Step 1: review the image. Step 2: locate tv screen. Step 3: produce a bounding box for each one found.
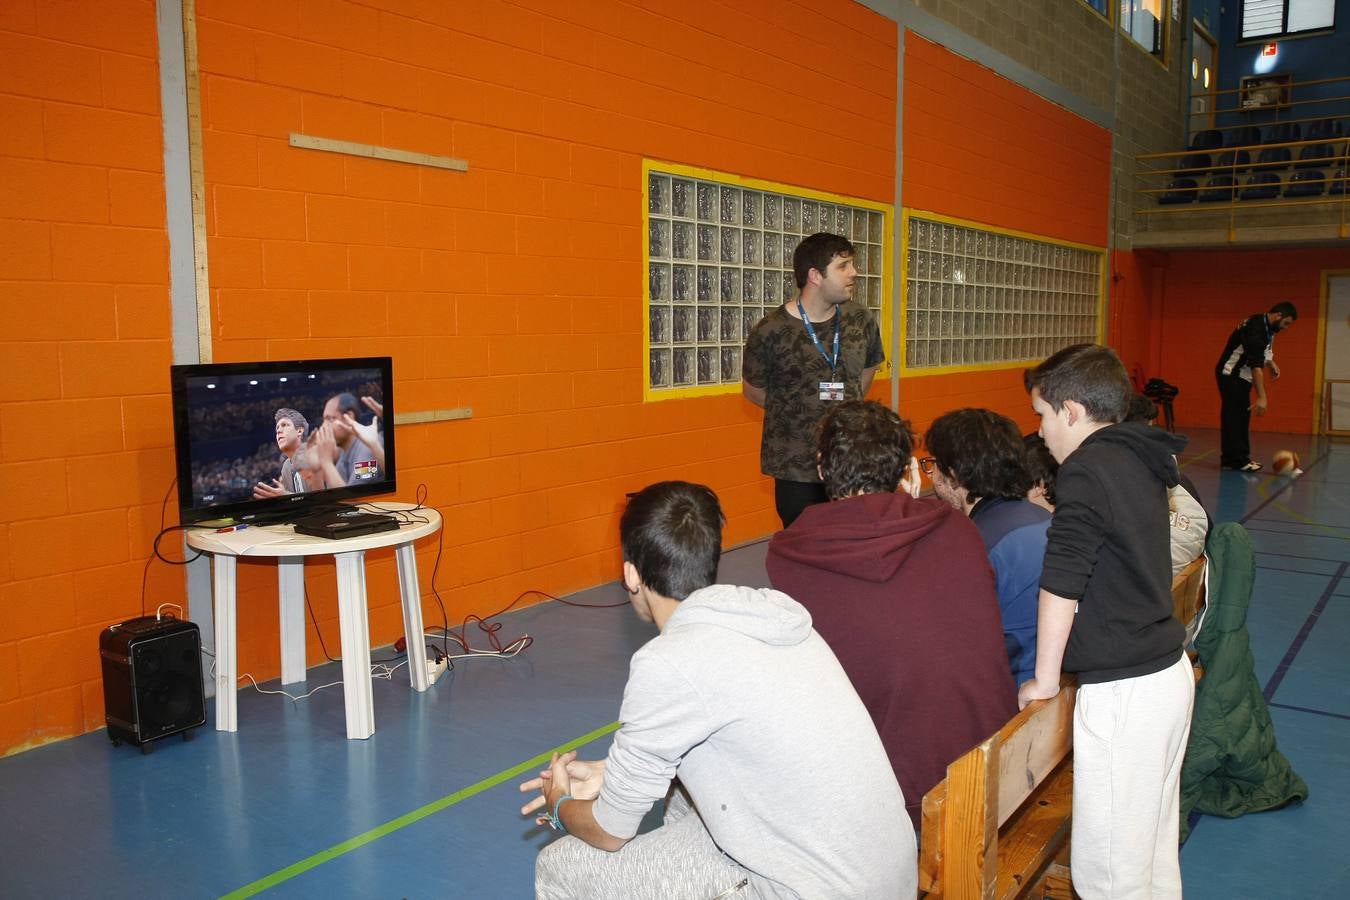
[170,357,396,524]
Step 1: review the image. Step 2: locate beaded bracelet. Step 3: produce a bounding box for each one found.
[544,793,573,834]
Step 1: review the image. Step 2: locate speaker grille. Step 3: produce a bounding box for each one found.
[102,619,205,746]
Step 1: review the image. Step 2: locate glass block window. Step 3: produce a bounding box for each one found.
[646,163,889,398]
[903,214,1103,372]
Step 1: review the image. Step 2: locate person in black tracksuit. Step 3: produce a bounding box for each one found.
[1214,301,1298,471]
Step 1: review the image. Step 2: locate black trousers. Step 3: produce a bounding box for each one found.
[1216,371,1253,468]
[774,479,828,529]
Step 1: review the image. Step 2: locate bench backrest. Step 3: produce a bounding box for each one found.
[919,680,1078,898]
[917,561,1198,897]
[1171,554,1207,637]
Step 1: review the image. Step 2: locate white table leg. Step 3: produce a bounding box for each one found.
[334,550,375,740]
[396,541,430,692]
[277,556,306,685]
[212,555,238,732]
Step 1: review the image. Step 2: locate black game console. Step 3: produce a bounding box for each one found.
[291,509,401,539]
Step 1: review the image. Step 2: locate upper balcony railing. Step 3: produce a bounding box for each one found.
[1134,75,1350,248]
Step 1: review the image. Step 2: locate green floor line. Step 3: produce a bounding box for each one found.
[1179,448,1215,470]
[219,720,621,899]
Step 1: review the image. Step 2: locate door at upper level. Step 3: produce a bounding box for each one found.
[1189,21,1218,142]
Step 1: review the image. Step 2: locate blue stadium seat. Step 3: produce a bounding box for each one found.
[1305,119,1342,141]
[1264,122,1301,145]
[1329,168,1348,196]
[1224,126,1262,147]
[1296,144,1336,168]
[1190,129,1223,151]
[1256,146,1292,171]
[1160,178,1198,204]
[1180,153,1211,176]
[1285,170,1326,198]
[1240,172,1281,200]
[1199,174,1237,202]
[1214,149,1251,173]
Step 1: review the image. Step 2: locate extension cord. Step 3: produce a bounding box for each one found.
[426,656,448,685]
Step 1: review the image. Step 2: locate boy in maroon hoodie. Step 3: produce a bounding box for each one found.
[766,400,1016,830]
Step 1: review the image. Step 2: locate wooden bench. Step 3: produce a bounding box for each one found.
[1171,554,1208,679]
[916,566,1202,898]
[918,679,1078,900]
[1171,554,1207,640]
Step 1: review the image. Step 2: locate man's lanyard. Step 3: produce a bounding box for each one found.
[796,300,840,375]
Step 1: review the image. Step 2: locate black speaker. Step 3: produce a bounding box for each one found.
[100,616,206,754]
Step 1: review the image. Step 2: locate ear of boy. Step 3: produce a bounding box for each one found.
[622,560,641,596]
[1061,398,1116,461]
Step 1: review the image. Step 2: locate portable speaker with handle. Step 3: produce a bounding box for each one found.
[100,616,206,754]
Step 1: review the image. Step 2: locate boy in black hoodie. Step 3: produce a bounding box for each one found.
[1019,344,1194,900]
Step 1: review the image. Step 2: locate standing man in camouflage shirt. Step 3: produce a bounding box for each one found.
[743,232,885,527]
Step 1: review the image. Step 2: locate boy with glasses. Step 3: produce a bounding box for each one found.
[923,408,1050,687]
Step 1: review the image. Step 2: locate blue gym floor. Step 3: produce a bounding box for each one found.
[0,429,1346,898]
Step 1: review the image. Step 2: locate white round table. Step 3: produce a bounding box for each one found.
[186,502,442,740]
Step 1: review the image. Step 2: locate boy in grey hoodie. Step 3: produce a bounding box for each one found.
[519,481,915,899]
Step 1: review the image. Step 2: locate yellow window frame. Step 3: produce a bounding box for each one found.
[643,158,894,402]
[898,208,1108,378]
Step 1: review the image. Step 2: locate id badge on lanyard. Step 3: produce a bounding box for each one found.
[798,301,843,402]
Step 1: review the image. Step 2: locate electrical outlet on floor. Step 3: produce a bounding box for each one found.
[426,656,448,685]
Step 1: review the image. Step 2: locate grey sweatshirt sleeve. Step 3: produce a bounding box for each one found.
[591,649,709,840]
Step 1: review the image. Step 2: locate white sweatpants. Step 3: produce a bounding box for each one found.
[1071,654,1195,900]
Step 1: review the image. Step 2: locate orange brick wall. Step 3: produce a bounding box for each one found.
[1153,247,1350,435]
[190,0,899,694]
[0,2,1142,757]
[0,0,901,757]
[1106,248,1164,381]
[0,0,173,754]
[901,33,1113,437]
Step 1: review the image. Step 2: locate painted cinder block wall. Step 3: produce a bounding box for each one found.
[3,0,896,754]
[0,0,174,753]
[900,33,1113,436]
[1153,247,1350,436]
[190,0,900,698]
[1,0,1172,756]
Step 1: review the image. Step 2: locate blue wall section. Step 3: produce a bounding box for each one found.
[1193,0,1222,37]
[1215,0,1350,130]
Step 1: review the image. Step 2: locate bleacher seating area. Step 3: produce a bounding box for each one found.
[1154,118,1349,206]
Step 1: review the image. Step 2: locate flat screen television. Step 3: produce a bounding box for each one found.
[170,357,396,525]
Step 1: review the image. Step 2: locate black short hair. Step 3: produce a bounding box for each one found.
[328,392,361,417]
[1023,433,1058,506]
[1025,344,1131,425]
[1269,301,1297,319]
[1125,393,1158,424]
[620,481,724,601]
[793,232,856,290]
[817,400,914,500]
[925,408,1031,501]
